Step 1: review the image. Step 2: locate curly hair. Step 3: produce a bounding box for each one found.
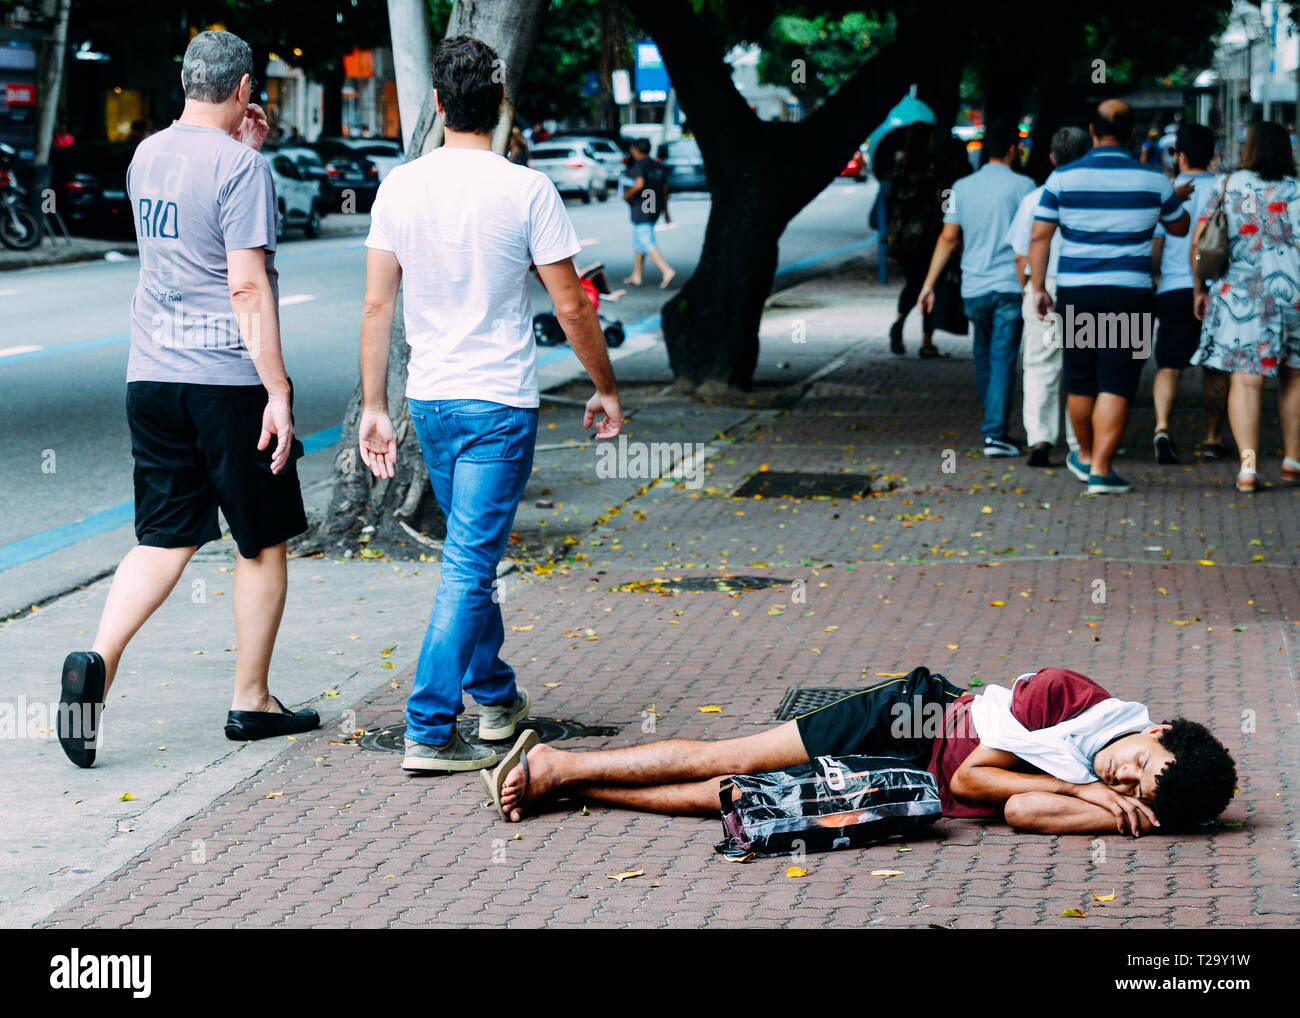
[1150,718,1237,830]
[432,35,504,136]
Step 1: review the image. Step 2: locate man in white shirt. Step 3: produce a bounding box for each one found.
[1005,126,1089,467]
[356,36,623,773]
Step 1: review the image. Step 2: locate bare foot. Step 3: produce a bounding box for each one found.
[229,693,285,713]
[623,274,642,286]
[499,743,561,822]
[659,269,676,289]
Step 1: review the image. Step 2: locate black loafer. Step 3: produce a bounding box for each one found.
[58,651,106,769]
[225,696,320,741]
[1027,442,1053,467]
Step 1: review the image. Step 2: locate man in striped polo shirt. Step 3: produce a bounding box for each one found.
[1029,100,1191,494]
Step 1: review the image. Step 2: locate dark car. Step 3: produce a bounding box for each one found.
[660,138,708,192]
[263,143,335,214]
[308,138,380,212]
[50,142,136,237]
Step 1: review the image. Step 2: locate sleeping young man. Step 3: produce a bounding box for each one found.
[481,666,1237,836]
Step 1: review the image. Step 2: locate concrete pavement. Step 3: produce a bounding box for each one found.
[6,262,1299,928]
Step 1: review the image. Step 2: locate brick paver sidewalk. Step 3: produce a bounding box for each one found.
[37,272,1300,928]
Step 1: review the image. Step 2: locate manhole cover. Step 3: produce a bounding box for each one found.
[734,471,871,498]
[774,686,865,721]
[356,716,620,752]
[609,575,791,594]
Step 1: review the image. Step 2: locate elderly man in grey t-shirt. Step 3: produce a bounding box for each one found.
[56,30,318,769]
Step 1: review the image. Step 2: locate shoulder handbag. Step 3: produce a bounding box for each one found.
[1193,172,1232,284]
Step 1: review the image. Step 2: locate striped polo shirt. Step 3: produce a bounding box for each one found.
[1034,144,1185,289]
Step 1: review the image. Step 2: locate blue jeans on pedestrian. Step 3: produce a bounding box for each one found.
[963,292,1023,441]
[405,397,539,746]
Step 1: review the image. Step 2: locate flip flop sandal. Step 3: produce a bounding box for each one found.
[480,728,540,821]
[919,347,949,358]
[58,651,106,768]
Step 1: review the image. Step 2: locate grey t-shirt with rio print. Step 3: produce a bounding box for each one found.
[126,122,278,385]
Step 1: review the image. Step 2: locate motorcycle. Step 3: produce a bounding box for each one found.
[0,142,41,251]
[533,261,626,349]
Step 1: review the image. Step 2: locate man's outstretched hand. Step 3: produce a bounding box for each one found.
[358,408,397,479]
[585,390,623,439]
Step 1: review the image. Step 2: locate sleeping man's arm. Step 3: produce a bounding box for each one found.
[950,744,1159,836]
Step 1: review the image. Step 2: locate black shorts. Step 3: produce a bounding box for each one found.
[1057,285,1154,400]
[795,666,965,763]
[126,381,307,558]
[1154,288,1202,369]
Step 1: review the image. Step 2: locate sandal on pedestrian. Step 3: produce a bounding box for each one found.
[1236,469,1258,494]
[1282,457,1300,483]
[480,728,539,821]
[919,346,949,358]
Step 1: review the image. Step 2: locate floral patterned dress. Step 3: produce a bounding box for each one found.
[1194,169,1300,375]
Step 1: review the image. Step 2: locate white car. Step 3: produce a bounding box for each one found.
[547,134,627,181]
[528,142,609,203]
[264,152,323,240]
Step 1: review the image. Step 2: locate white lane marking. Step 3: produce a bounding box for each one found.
[0,289,18,297]
[280,294,316,306]
[578,237,600,246]
[0,345,42,357]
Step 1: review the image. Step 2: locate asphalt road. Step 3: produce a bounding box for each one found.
[0,177,876,577]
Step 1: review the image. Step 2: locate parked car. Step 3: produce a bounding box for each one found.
[313,137,402,181]
[546,134,627,180]
[307,139,379,211]
[660,137,708,192]
[263,152,323,240]
[264,144,334,212]
[840,147,868,181]
[528,142,609,203]
[49,141,135,237]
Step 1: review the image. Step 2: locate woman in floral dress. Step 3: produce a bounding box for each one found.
[1192,121,1300,493]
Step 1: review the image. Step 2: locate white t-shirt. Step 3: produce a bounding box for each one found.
[1154,170,1216,294]
[1005,184,1059,281]
[365,147,582,407]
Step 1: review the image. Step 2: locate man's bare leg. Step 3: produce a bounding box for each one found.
[567,777,729,817]
[92,544,198,692]
[624,253,645,285]
[1067,393,1094,466]
[1202,367,1228,446]
[230,542,289,712]
[1089,392,1129,478]
[498,720,808,821]
[647,247,676,288]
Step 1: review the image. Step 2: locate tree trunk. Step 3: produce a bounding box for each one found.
[312,0,546,558]
[32,0,71,202]
[625,0,944,392]
[662,176,780,390]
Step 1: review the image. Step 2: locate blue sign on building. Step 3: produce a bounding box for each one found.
[635,42,669,102]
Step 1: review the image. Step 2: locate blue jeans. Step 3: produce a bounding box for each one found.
[405,398,539,746]
[964,292,1023,441]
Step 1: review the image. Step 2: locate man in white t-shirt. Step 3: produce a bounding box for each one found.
[1005,126,1089,467]
[356,36,623,773]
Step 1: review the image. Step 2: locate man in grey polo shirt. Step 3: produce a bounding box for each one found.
[56,30,318,769]
[919,121,1034,457]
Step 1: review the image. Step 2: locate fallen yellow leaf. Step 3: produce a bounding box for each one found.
[512,624,535,631]
[875,672,908,678]
[870,869,904,877]
[1062,908,1087,918]
[989,600,1006,607]
[605,866,645,883]
[1092,890,1116,902]
[947,644,959,650]
[785,866,808,878]
[543,682,561,688]
[118,793,137,802]
[698,705,723,713]
[1197,559,1215,566]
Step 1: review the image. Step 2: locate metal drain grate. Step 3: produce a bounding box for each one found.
[733,471,871,499]
[774,686,865,721]
[357,716,620,752]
